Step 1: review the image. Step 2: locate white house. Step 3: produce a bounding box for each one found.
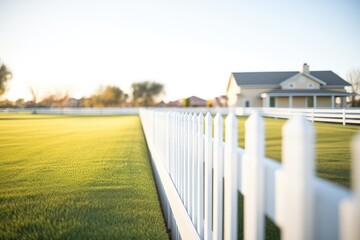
[226,64,353,108]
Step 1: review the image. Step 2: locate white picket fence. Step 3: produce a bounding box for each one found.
[140,108,360,240]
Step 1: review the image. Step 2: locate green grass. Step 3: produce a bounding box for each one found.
[237,116,359,188]
[0,114,168,240]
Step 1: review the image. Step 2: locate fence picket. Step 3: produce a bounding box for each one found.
[340,133,360,240]
[281,115,315,240]
[192,113,198,226]
[224,113,239,240]
[243,111,265,240]
[197,113,205,237]
[213,113,224,240]
[204,113,213,240]
[188,113,193,216]
[183,113,188,209]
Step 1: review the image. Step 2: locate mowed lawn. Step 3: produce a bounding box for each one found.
[237,116,360,188]
[0,114,168,239]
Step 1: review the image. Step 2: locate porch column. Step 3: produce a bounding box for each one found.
[264,96,270,107]
[313,95,317,108]
[331,95,334,108]
[289,96,293,108]
[342,97,346,107]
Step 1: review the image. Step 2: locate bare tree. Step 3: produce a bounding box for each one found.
[347,68,360,107]
[0,62,12,97]
[52,89,69,107]
[29,86,38,113]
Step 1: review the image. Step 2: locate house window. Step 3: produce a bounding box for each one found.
[307,96,314,107]
[288,83,295,88]
[307,83,314,88]
[270,97,275,107]
[245,100,250,107]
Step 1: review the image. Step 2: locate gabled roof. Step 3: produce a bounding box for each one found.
[279,72,327,86]
[310,71,350,86]
[231,71,350,87]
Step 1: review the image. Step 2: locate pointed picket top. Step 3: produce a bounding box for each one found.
[352,132,360,199]
[198,113,204,134]
[179,112,183,122]
[282,114,314,180]
[191,113,197,132]
[225,112,238,149]
[187,112,192,124]
[193,112,198,118]
[245,111,264,162]
[183,112,187,121]
[204,113,212,139]
[167,111,172,122]
[214,113,223,141]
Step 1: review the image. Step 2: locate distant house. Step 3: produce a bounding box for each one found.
[226,64,353,108]
[167,100,183,107]
[156,101,167,107]
[68,98,80,107]
[213,95,228,107]
[183,96,207,107]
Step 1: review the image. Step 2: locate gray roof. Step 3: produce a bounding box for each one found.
[262,89,355,96]
[232,71,350,87]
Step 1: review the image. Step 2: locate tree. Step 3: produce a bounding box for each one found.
[347,68,360,107]
[131,81,165,107]
[83,85,127,107]
[0,62,12,97]
[100,86,126,106]
[15,98,25,108]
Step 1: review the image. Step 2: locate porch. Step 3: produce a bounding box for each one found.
[261,89,354,108]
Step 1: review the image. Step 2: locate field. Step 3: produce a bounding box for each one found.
[1,113,358,240]
[0,114,168,239]
[237,116,359,188]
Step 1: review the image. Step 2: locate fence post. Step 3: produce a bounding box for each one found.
[213,113,224,240]
[343,108,346,125]
[204,113,213,240]
[224,112,239,240]
[340,133,360,240]
[197,113,204,238]
[280,115,315,240]
[243,111,265,240]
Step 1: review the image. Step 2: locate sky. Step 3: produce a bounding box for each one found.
[0,0,359,102]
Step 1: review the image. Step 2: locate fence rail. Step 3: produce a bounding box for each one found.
[2,107,360,125]
[0,107,139,115]
[260,108,360,125]
[140,108,360,240]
